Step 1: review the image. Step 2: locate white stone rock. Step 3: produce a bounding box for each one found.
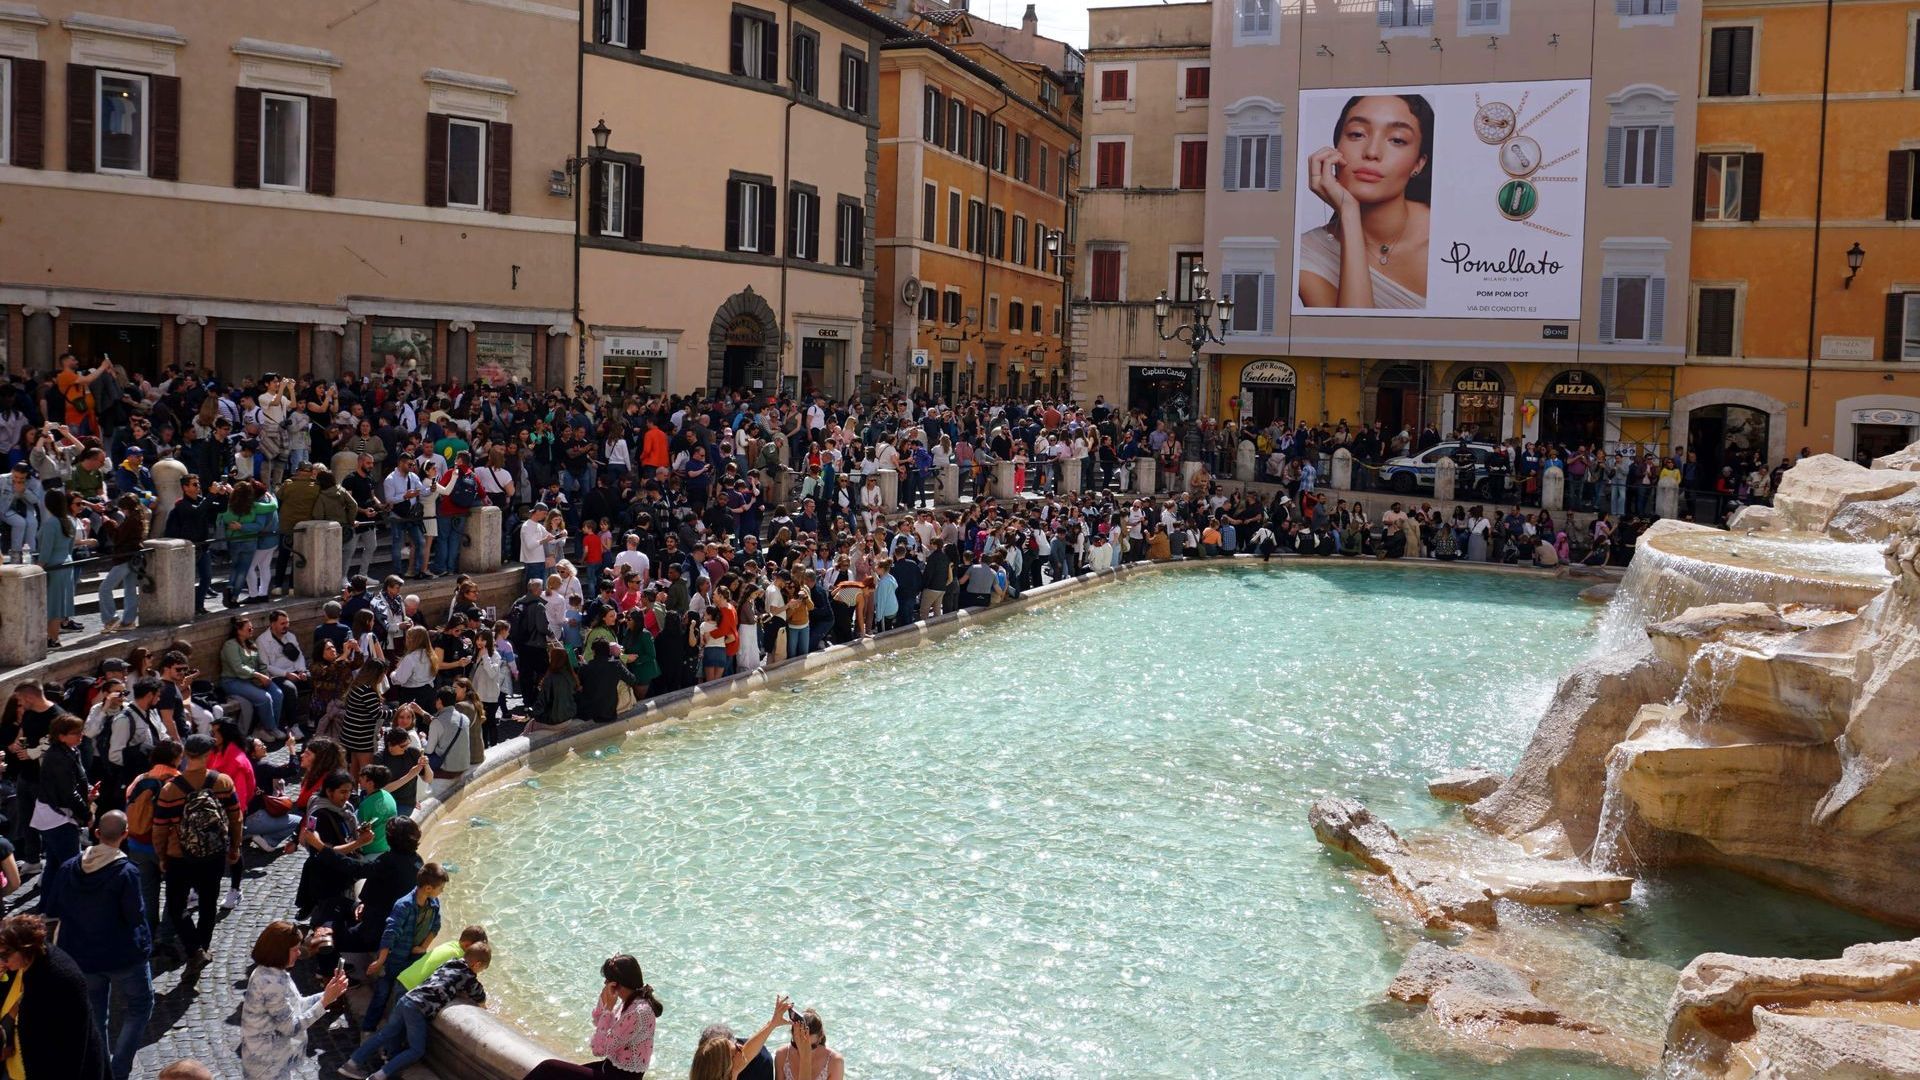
[1428,768,1505,804]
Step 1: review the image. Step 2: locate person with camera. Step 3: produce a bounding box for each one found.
[0,459,42,563]
[384,454,431,578]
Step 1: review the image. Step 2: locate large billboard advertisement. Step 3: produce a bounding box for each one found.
[1291,79,1590,320]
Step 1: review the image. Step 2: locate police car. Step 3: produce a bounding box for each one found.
[1378,441,1502,496]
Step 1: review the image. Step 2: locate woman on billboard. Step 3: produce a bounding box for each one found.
[1298,94,1434,310]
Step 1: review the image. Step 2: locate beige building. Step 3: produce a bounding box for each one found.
[1072,2,1212,414]
[579,0,892,399]
[0,0,577,386]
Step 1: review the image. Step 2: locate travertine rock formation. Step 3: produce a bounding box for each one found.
[1425,767,1503,804]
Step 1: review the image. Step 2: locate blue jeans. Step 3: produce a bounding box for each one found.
[525,561,548,584]
[785,625,809,658]
[363,972,401,1032]
[1611,483,1627,517]
[85,961,154,1080]
[393,519,426,573]
[38,821,81,868]
[193,545,214,610]
[432,514,468,574]
[226,538,257,597]
[244,807,300,848]
[350,998,430,1074]
[221,677,284,737]
[99,561,140,625]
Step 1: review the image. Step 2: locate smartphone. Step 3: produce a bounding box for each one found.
[786,1006,804,1024]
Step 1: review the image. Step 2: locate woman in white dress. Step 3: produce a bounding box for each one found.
[238,920,348,1080]
[1298,94,1434,311]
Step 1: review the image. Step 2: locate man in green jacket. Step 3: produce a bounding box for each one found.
[273,461,320,597]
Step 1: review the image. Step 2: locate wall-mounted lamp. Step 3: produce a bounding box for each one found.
[1430,37,1444,51]
[1376,40,1391,54]
[1316,44,1334,57]
[1486,36,1499,50]
[1548,33,1561,48]
[1844,242,1865,288]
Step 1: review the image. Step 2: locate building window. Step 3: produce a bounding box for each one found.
[942,289,962,325]
[0,59,9,166]
[947,189,961,248]
[1378,0,1435,30]
[1888,150,1920,221]
[1010,302,1025,331]
[787,186,818,261]
[1030,303,1042,336]
[989,207,1006,259]
[1223,99,1284,192]
[97,70,148,175]
[966,198,985,254]
[918,286,938,322]
[732,11,777,82]
[1012,216,1028,265]
[791,28,818,97]
[1695,287,1738,356]
[1619,0,1678,16]
[1054,307,1064,335]
[838,52,868,114]
[1698,152,1761,222]
[1707,26,1754,97]
[257,92,308,191]
[1223,271,1274,334]
[922,182,937,241]
[1464,0,1502,28]
[1094,139,1126,189]
[992,122,1007,172]
[946,98,965,155]
[1175,251,1204,302]
[1178,138,1207,190]
[727,176,774,253]
[835,197,862,268]
[1601,274,1665,343]
[445,117,487,208]
[923,88,943,144]
[987,296,1001,330]
[1098,68,1129,104]
[1090,249,1122,302]
[1014,133,1031,182]
[597,0,644,47]
[1236,0,1275,40]
[1038,147,1048,191]
[599,160,627,236]
[1182,65,1210,102]
[970,109,988,164]
[1898,294,1920,361]
[1607,123,1674,188]
[1234,135,1273,190]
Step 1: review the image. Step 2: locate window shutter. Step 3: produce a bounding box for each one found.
[730,14,746,75]
[725,180,741,251]
[590,159,608,237]
[805,193,819,259]
[1417,0,1434,26]
[1259,274,1277,335]
[758,182,775,255]
[1223,135,1240,191]
[1708,29,1732,96]
[308,95,336,196]
[66,63,95,173]
[1728,29,1752,95]
[1662,0,1678,12]
[634,0,647,49]
[1739,153,1763,221]
[625,163,644,240]
[595,0,611,44]
[10,58,43,169]
[1655,125,1675,187]
[233,87,262,189]
[1265,137,1282,191]
[1691,152,1708,220]
[1889,151,1912,221]
[761,18,778,83]
[150,74,180,180]
[1379,2,1393,29]
[1887,293,1906,361]
[1648,276,1667,342]
[786,188,800,256]
[1604,126,1623,187]
[486,121,512,213]
[424,113,449,206]
[1615,0,1631,14]
[1597,276,1618,343]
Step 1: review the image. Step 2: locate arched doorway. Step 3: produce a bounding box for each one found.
[1539,369,1606,448]
[707,287,782,393]
[1688,404,1771,480]
[1238,360,1297,427]
[1448,365,1508,441]
[1373,363,1422,433]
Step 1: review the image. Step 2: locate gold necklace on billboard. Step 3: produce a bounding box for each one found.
[1371,216,1412,266]
[1475,88,1581,225]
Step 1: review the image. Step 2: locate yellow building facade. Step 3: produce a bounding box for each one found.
[1681,0,1920,467]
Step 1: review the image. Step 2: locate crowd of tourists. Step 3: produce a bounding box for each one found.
[0,356,1762,1079]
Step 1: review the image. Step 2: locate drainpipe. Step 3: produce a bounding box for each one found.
[982,91,1010,394]
[778,0,796,400]
[1800,0,1835,427]
[570,0,586,391]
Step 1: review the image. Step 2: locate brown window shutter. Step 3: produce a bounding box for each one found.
[625,164,644,240]
[760,18,778,83]
[233,87,261,188]
[730,14,747,75]
[10,59,43,169]
[588,158,607,236]
[1888,293,1907,361]
[807,194,819,261]
[1890,151,1913,222]
[785,187,800,257]
[1739,153,1763,222]
[634,0,647,49]
[487,121,512,214]
[1691,153,1707,221]
[308,96,336,196]
[424,113,449,207]
[724,179,741,251]
[66,63,96,173]
[757,182,775,255]
[150,74,180,180]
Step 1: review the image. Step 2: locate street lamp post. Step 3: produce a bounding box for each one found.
[1152,263,1233,459]
[566,118,613,391]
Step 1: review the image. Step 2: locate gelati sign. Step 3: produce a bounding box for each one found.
[1453,366,1504,394]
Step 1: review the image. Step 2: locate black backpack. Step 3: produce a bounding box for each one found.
[451,472,482,509]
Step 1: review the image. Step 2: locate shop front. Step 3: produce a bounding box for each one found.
[472,329,538,387]
[1443,365,1512,443]
[1370,363,1424,433]
[599,333,673,395]
[214,322,299,383]
[1537,368,1607,449]
[1845,406,1920,466]
[1235,359,1297,429]
[1128,363,1194,424]
[69,314,163,379]
[797,322,854,400]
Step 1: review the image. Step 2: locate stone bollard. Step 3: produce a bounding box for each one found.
[1180,460,1206,492]
[149,457,187,539]
[459,506,503,573]
[1332,448,1354,491]
[941,463,960,504]
[990,460,1016,499]
[876,468,899,511]
[1236,442,1256,482]
[1434,457,1458,503]
[330,450,361,484]
[1058,462,1082,495]
[0,564,46,666]
[1542,465,1566,512]
[292,519,343,597]
[1134,458,1158,496]
[140,539,196,627]
[1655,474,1680,519]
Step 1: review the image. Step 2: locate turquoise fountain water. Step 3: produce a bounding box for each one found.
[431,565,1896,1078]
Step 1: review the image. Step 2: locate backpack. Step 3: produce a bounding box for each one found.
[451,472,482,509]
[176,772,231,859]
[506,597,537,647]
